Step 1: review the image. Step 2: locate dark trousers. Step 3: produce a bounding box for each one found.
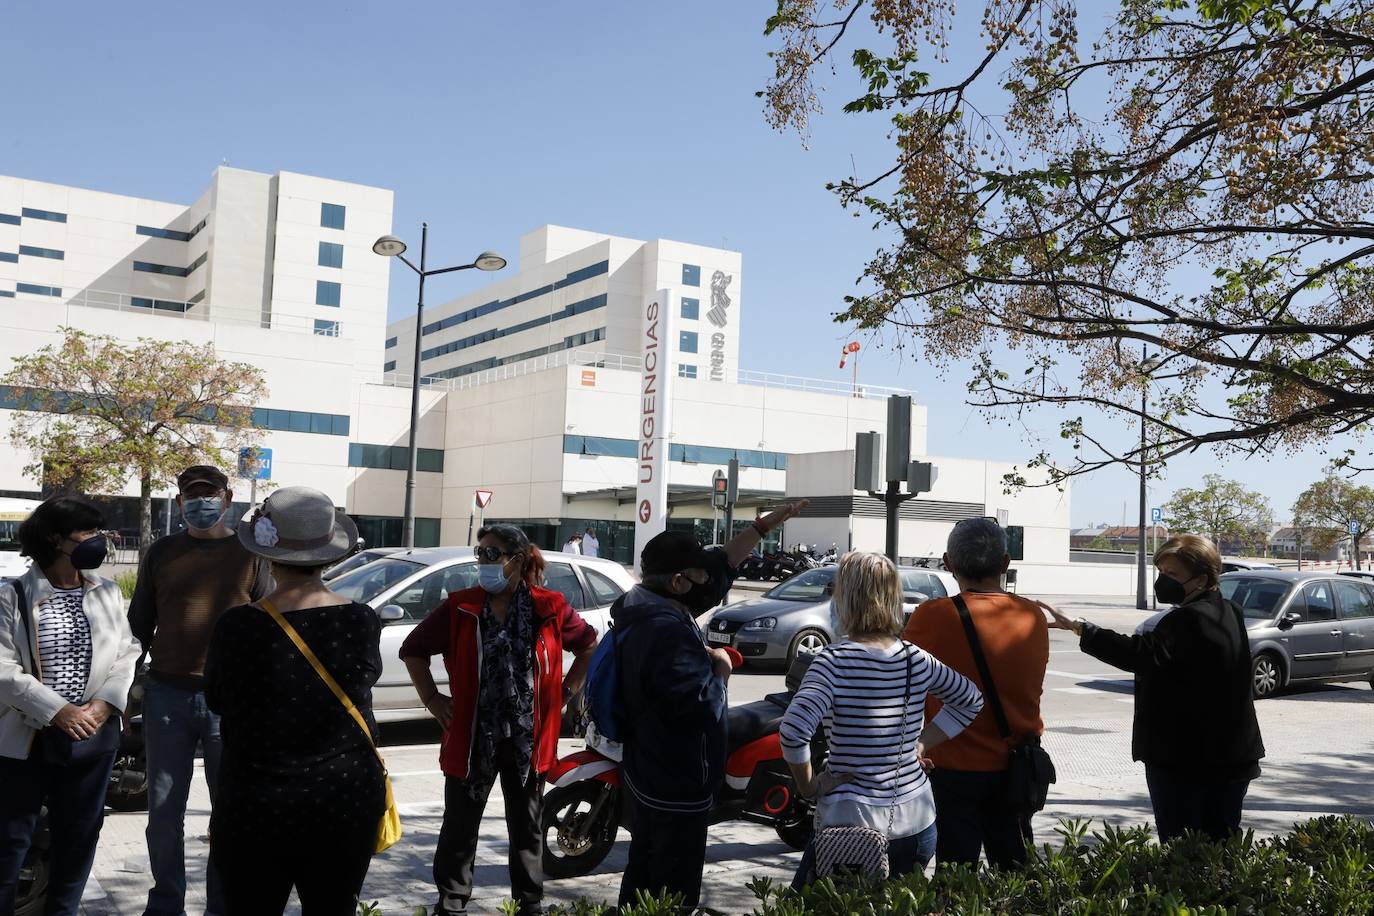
[618,793,710,911]
[434,742,543,915]
[1145,765,1250,843]
[929,768,1033,869]
[0,735,118,916]
[212,821,374,915]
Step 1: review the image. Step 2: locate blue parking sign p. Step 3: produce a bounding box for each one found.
[1151,507,1162,524]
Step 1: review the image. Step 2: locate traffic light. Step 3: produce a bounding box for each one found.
[855,431,882,491]
[726,458,739,505]
[711,473,729,511]
[1007,525,1025,561]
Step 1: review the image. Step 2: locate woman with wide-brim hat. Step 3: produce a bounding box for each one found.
[204,486,386,915]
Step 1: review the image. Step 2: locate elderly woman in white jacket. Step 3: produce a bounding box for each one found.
[0,497,140,916]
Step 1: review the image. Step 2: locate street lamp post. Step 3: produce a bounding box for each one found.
[373,228,506,547]
[1137,344,1150,611]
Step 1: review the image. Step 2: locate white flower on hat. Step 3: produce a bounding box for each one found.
[254,516,279,548]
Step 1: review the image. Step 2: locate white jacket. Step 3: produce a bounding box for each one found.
[0,565,141,759]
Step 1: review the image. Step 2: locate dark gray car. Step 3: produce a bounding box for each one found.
[1134,570,1374,698]
[705,565,959,667]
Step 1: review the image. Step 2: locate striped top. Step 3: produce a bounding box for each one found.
[37,588,92,704]
[780,639,983,836]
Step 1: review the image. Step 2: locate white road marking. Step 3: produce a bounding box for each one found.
[1054,686,1108,695]
[1045,668,1127,680]
[389,768,446,779]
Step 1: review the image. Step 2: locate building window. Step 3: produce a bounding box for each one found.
[21,208,66,223]
[134,261,189,277]
[679,331,698,353]
[420,261,611,336]
[314,319,340,337]
[563,435,788,469]
[187,253,207,275]
[419,294,608,361]
[0,213,19,225]
[318,241,344,269]
[682,264,701,287]
[16,283,61,297]
[385,336,397,349]
[0,290,13,298]
[320,203,346,230]
[0,252,16,263]
[136,225,192,242]
[383,360,396,372]
[348,443,444,473]
[188,290,206,304]
[678,364,697,379]
[131,297,189,313]
[250,408,349,436]
[316,280,341,307]
[19,245,63,260]
[681,297,699,320]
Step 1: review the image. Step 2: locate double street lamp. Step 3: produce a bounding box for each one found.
[373,225,507,547]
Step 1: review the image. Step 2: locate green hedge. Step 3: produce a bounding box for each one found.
[114,570,138,601]
[546,816,1374,916]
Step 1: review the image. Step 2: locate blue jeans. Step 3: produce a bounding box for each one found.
[143,677,224,916]
[792,821,937,889]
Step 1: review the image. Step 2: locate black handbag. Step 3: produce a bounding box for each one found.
[13,580,121,765]
[952,595,1056,814]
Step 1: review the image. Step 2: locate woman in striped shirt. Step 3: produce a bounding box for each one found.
[781,551,984,884]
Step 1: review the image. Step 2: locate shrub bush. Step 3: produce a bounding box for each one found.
[115,569,138,601]
[542,817,1374,916]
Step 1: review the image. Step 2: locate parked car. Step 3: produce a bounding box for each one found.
[322,546,403,582]
[328,547,635,723]
[1221,558,1279,573]
[1133,570,1374,698]
[1339,570,1374,582]
[704,565,959,668]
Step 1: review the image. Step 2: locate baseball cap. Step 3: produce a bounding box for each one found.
[640,531,712,576]
[177,465,228,492]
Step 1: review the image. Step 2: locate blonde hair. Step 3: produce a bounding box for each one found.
[833,551,904,638]
[1153,534,1222,591]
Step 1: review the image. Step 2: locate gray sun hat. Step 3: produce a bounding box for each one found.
[237,486,358,566]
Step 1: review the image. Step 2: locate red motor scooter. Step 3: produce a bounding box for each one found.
[540,652,817,879]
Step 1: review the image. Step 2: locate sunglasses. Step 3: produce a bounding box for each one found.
[473,546,519,563]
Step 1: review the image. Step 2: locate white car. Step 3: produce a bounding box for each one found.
[328,547,635,723]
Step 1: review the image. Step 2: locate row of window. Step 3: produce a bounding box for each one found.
[0,385,350,437]
[136,219,206,242]
[131,298,190,313]
[11,208,66,224]
[130,251,206,277]
[562,435,788,470]
[347,443,444,473]
[18,245,62,260]
[424,327,606,382]
[420,293,607,361]
[420,260,610,336]
[16,283,60,297]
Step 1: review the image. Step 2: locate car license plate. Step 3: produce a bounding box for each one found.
[707,631,732,644]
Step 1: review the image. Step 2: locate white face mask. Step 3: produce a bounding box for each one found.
[478,563,511,594]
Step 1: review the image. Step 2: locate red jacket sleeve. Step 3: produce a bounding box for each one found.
[559,599,597,653]
[399,601,453,658]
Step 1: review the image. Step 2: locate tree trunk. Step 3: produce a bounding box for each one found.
[139,474,153,561]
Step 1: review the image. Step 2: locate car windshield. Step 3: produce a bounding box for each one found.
[766,567,836,602]
[1220,577,1293,619]
[330,557,425,605]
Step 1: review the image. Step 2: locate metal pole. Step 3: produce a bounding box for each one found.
[402,223,428,549]
[885,480,901,563]
[1137,344,1149,611]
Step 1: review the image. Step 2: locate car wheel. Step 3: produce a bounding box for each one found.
[788,628,829,666]
[1252,652,1283,699]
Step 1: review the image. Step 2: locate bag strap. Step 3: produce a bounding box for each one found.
[952,593,1013,741]
[886,643,914,835]
[259,599,382,762]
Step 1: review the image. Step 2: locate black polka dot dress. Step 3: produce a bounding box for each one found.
[204,602,387,847]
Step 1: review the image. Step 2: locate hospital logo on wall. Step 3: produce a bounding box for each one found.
[707,270,733,381]
[638,500,652,524]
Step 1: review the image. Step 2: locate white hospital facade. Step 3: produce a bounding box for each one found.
[0,166,1097,589]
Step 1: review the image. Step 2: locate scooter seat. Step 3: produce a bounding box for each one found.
[727,699,785,754]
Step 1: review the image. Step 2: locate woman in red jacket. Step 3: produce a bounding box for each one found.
[401,524,596,916]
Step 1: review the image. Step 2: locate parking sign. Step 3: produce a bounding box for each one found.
[1352,519,1360,535]
[1151,507,1162,524]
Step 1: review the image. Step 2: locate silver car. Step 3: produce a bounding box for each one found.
[706,566,959,667]
[1134,570,1374,698]
[328,547,635,722]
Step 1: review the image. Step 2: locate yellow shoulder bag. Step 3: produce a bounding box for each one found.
[261,599,402,854]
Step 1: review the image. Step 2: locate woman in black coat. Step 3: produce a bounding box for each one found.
[1041,534,1264,842]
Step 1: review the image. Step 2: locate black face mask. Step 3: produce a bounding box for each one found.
[1153,573,1191,605]
[68,534,108,571]
[671,553,731,616]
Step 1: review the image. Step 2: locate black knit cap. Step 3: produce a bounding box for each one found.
[640,531,712,576]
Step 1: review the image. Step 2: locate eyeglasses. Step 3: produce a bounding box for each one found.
[474,546,518,563]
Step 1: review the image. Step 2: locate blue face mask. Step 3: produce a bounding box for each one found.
[478,563,512,594]
[182,497,224,531]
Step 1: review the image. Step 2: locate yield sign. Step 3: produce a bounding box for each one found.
[475,489,494,510]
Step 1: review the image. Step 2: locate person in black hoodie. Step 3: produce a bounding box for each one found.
[614,500,806,911]
[1042,534,1264,842]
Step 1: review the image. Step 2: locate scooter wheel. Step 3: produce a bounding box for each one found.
[542,782,619,879]
[775,820,813,852]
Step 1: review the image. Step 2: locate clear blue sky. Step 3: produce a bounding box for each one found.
[1,1,1337,526]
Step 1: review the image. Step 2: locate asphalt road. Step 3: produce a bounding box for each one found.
[80,596,1374,915]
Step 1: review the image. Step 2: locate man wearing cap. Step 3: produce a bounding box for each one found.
[129,465,270,916]
[614,500,806,911]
